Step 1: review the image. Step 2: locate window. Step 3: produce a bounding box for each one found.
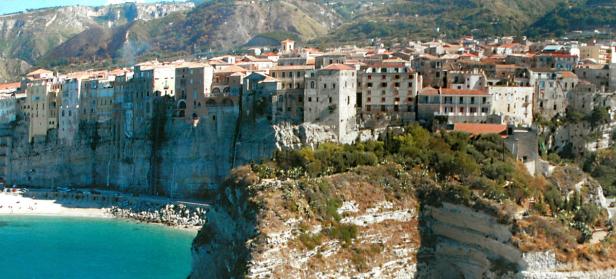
[310,81,315,89]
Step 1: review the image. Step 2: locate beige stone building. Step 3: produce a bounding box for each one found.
[26,78,61,142]
[269,65,314,123]
[304,64,357,143]
[175,62,214,120]
[358,62,422,124]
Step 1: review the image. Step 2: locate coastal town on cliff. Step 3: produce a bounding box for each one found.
[1,0,616,278]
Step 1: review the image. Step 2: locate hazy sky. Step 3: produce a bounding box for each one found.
[0,0,166,15]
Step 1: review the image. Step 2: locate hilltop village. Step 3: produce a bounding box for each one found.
[0,37,614,184]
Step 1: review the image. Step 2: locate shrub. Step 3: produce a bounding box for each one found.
[298,232,323,250]
[327,223,358,247]
[574,203,603,226]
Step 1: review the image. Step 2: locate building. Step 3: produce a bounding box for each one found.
[304,64,357,143]
[26,69,54,80]
[417,88,492,124]
[530,70,578,120]
[242,72,280,122]
[447,69,486,90]
[280,39,295,54]
[0,95,16,124]
[579,45,613,64]
[175,62,214,120]
[315,53,347,69]
[26,78,61,142]
[58,78,82,145]
[574,64,611,90]
[269,65,314,123]
[358,62,422,124]
[488,86,534,127]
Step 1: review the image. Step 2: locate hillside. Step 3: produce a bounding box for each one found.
[527,0,616,37]
[42,0,341,67]
[0,2,194,80]
[321,0,565,44]
[190,125,616,278]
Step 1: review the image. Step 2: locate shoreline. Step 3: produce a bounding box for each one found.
[0,192,204,233]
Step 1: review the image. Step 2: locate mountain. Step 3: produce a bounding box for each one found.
[0,2,194,80]
[526,0,616,37]
[43,0,341,67]
[321,0,565,44]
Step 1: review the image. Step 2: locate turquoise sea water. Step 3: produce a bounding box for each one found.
[0,216,196,279]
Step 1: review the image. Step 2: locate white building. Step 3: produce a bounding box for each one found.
[304,64,357,143]
[59,78,82,145]
[489,86,534,127]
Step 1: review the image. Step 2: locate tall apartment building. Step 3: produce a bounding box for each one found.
[417,88,492,124]
[269,65,314,123]
[58,78,82,145]
[530,70,578,120]
[488,86,534,127]
[358,62,422,123]
[304,64,357,143]
[175,62,214,120]
[26,78,61,142]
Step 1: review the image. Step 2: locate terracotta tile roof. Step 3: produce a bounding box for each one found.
[560,71,577,78]
[216,65,248,73]
[322,64,355,71]
[453,123,507,135]
[0,82,20,91]
[270,65,315,71]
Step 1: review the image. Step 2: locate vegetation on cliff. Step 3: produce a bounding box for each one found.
[209,124,613,274]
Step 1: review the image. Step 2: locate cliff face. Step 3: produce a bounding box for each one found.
[8,106,257,196]
[188,163,616,279]
[6,104,341,198]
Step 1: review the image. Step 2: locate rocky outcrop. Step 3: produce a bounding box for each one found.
[418,202,524,278]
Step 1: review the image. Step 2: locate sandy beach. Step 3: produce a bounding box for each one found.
[0,192,111,218]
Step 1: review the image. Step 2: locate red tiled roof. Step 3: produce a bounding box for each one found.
[549,53,577,58]
[560,71,577,78]
[0,82,20,90]
[453,123,507,135]
[322,64,354,71]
